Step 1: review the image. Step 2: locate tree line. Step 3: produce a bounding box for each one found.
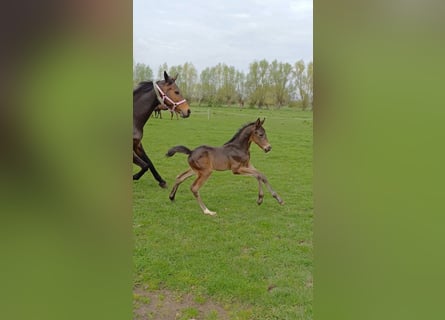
[133,59,313,110]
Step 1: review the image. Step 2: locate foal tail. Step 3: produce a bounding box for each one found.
[166,145,192,157]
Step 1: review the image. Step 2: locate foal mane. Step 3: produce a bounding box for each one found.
[133,81,154,96]
[224,121,256,145]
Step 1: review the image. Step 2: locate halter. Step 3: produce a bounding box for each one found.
[153,81,187,113]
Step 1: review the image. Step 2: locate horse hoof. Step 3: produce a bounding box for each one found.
[159,181,167,188]
[257,198,263,205]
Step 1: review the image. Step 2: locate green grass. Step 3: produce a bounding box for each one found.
[133,105,313,319]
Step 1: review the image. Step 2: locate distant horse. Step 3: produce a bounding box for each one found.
[153,104,168,119]
[166,118,284,215]
[170,109,180,120]
[133,71,191,187]
[153,104,180,120]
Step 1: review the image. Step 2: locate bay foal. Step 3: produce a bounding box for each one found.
[166,118,284,215]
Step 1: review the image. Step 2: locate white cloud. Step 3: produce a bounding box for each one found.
[133,0,313,73]
[227,13,251,19]
[289,0,313,13]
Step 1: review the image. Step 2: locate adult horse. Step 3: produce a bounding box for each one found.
[133,71,191,187]
[166,118,284,215]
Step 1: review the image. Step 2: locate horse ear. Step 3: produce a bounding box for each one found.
[255,118,261,128]
[164,71,169,82]
[261,118,266,125]
[172,73,178,82]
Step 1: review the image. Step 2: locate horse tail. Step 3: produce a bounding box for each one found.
[166,145,192,157]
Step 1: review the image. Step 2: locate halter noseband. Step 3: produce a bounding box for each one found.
[154,81,187,113]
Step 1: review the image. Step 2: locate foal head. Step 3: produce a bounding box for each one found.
[251,118,271,153]
[157,71,191,118]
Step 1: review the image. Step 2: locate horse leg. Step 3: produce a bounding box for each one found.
[169,168,195,201]
[190,172,215,215]
[236,167,284,205]
[133,151,148,180]
[134,141,167,188]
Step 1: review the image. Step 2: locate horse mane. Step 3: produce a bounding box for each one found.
[133,81,154,96]
[224,121,256,145]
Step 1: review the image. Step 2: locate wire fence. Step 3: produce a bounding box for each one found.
[188,108,313,122]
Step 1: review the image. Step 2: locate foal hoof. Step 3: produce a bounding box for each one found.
[203,209,217,216]
[273,193,284,205]
[257,198,264,205]
[159,181,167,188]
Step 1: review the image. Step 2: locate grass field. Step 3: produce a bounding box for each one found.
[133,105,313,319]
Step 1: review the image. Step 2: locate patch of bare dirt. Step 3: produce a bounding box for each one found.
[133,287,230,320]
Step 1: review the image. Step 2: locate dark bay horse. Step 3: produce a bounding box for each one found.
[133,71,191,187]
[166,118,284,215]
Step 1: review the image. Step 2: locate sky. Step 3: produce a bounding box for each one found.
[133,0,312,74]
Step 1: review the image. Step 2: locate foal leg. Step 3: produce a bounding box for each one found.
[234,170,265,204]
[255,176,265,205]
[237,167,284,205]
[262,178,284,205]
[244,165,265,204]
[169,168,195,201]
[190,172,216,216]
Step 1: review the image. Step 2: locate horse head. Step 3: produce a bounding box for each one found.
[155,71,191,118]
[252,118,271,153]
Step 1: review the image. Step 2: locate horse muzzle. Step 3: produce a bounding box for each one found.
[181,108,191,118]
[264,145,272,153]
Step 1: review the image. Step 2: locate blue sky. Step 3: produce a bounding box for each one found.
[133,0,312,73]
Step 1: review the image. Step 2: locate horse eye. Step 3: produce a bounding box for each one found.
[175,90,180,94]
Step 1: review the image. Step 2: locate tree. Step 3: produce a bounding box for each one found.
[234,70,246,106]
[306,61,313,108]
[133,63,153,85]
[216,64,238,104]
[134,58,313,110]
[157,63,169,80]
[246,59,271,107]
[169,62,198,101]
[199,67,217,106]
[292,59,312,110]
[269,60,293,107]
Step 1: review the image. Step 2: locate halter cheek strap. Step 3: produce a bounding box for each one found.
[154,82,187,112]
